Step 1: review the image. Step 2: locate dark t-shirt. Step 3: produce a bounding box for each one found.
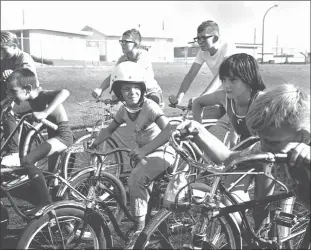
[29,90,68,125]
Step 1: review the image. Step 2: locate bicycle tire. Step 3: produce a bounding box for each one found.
[16,206,106,249]
[68,171,127,224]
[62,133,123,179]
[134,207,239,249]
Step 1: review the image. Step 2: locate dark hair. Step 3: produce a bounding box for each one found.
[197,20,219,36]
[112,81,146,102]
[1,31,19,46]
[6,68,37,89]
[122,29,142,45]
[219,53,266,92]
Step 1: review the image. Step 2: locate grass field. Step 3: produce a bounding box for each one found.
[18,63,310,126]
[2,63,310,249]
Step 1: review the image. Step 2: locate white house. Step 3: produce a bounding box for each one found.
[3,27,93,61]
[82,25,174,63]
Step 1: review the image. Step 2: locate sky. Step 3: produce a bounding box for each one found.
[1,1,310,53]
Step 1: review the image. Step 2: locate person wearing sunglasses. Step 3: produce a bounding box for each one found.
[92,28,163,107]
[169,20,236,119]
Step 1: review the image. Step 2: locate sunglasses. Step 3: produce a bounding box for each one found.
[119,40,136,45]
[193,35,214,43]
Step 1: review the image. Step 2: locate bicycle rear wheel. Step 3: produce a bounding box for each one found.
[62,134,123,179]
[16,206,106,249]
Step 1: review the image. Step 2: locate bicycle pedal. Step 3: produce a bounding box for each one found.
[274,212,297,228]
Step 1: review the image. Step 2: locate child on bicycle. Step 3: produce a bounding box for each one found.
[191,53,266,147]
[177,83,310,240]
[5,68,73,208]
[1,31,38,167]
[92,28,163,107]
[88,61,175,244]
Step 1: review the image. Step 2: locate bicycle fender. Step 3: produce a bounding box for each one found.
[56,167,95,197]
[32,200,113,248]
[33,200,87,217]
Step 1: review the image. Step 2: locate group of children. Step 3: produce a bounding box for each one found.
[1,20,310,248]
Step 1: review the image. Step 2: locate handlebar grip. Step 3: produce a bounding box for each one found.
[179,127,199,137]
[41,119,58,130]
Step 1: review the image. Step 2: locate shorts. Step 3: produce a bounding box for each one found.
[47,121,73,148]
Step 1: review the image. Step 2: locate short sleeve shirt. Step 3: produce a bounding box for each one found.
[113,98,164,147]
[194,42,236,76]
[116,49,162,95]
[1,49,38,101]
[29,90,68,125]
[1,48,37,76]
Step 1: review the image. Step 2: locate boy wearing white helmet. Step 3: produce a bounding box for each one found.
[88,61,175,244]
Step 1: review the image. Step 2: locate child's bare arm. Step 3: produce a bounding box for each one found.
[177,120,234,164]
[32,89,69,121]
[141,116,172,156]
[92,120,120,148]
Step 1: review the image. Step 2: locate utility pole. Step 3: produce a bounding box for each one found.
[21,9,24,51]
[276,36,278,56]
[254,28,256,44]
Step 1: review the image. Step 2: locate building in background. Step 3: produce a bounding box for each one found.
[3,28,92,62]
[82,25,174,62]
[174,42,308,64]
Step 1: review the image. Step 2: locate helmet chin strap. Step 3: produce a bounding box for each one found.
[122,98,144,113]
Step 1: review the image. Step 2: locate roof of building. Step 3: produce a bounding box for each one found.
[3,27,92,36]
[82,25,173,40]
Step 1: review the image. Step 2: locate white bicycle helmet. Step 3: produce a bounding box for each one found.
[110,61,147,102]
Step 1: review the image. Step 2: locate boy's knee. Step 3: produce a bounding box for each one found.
[21,155,35,167]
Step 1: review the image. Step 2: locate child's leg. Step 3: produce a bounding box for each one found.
[253,170,275,234]
[2,110,19,154]
[21,138,67,206]
[127,150,175,230]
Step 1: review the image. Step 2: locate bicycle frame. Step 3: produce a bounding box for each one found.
[169,130,309,249]
[0,113,45,155]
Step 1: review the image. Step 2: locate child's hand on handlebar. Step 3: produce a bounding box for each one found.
[92,88,103,99]
[287,143,310,168]
[168,95,178,106]
[176,120,200,139]
[32,111,47,122]
[129,147,147,166]
[83,139,97,151]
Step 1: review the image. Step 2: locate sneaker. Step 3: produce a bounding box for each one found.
[1,153,20,167]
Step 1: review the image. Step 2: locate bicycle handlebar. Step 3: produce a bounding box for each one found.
[41,118,58,130]
[169,129,289,173]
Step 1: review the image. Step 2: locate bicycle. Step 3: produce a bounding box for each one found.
[2,142,126,249]
[16,132,201,249]
[61,98,124,180]
[133,128,310,249]
[0,106,48,167]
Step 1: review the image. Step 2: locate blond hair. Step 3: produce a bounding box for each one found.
[246,84,310,135]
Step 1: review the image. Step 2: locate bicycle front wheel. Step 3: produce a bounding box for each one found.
[16,207,106,249]
[68,171,127,224]
[133,207,239,249]
[62,134,123,179]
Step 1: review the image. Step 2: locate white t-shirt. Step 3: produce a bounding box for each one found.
[194,42,237,77]
[117,49,162,95]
